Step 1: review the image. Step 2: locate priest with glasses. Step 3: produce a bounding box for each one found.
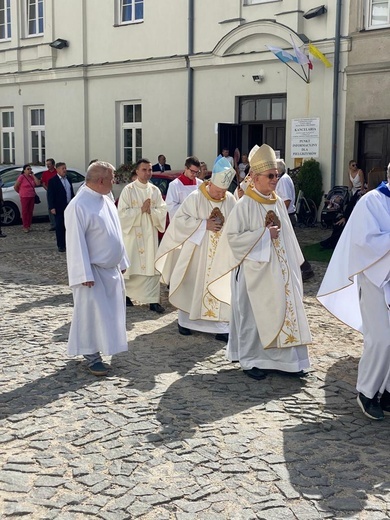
[209,144,312,380]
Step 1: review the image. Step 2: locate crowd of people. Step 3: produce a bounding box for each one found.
[3,149,390,421]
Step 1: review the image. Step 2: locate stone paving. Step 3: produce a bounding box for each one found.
[0,221,389,519]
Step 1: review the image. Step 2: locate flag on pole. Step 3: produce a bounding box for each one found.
[291,40,309,65]
[290,38,313,70]
[308,43,332,68]
[266,45,298,64]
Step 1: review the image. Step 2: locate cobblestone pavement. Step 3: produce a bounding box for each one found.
[0,222,389,520]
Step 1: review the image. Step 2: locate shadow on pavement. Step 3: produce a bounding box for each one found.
[112,323,224,392]
[283,356,390,517]
[151,368,308,440]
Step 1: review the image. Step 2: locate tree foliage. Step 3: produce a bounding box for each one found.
[297,159,323,209]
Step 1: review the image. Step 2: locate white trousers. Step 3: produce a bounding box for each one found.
[357,273,390,398]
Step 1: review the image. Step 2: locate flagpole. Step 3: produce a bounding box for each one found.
[284,61,309,84]
[300,64,308,83]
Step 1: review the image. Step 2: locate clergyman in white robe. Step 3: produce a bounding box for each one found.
[209,187,311,374]
[166,175,203,219]
[118,176,167,305]
[317,181,390,405]
[65,185,129,359]
[155,181,236,335]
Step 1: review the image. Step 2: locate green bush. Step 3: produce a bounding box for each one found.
[115,163,136,184]
[297,159,323,209]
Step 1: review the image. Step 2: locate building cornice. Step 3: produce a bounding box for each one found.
[0,55,188,84]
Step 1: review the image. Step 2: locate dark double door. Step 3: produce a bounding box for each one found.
[358,121,390,177]
[218,122,286,159]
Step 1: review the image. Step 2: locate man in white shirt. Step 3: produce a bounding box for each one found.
[276,159,314,281]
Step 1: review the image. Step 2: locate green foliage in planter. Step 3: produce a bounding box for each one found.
[115,163,136,184]
[297,159,323,209]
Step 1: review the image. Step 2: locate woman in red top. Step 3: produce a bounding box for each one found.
[14,164,40,232]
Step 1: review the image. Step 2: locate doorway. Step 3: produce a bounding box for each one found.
[358,121,390,179]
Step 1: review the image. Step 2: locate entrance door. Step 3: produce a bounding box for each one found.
[358,121,390,176]
[217,123,242,158]
[263,123,286,159]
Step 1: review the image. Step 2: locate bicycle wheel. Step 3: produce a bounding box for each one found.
[305,198,317,227]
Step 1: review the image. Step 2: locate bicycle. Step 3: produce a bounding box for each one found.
[295,189,317,227]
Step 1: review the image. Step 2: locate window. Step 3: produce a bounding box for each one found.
[121,103,142,164]
[119,0,143,24]
[244,0,280,5]
[26,0,43,36]
[29,107,45,163]
[240,96,286,122]
[365,0,390,28]
[0,0,11,40]
[0,110,15,163]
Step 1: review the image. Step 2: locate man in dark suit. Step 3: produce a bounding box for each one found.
[152,155,171,172]
[47,162,75,252]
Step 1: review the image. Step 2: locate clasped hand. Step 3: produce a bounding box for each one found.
[206,218,223,233]
[268,225,280,240]
[141,198,151,214]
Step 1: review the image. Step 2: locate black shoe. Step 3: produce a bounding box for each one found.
[58,247,66,253]
[88,361,109,376]
[261,369,308,378]
[126,297,134,307]
[357,392,384,420]
[243,367,267,381]
[150,303,165,314]
[178,324,192,336]
[302,270,314,281]
[380,390,390,414]
[215,333,229,343]
[0,232,6,238]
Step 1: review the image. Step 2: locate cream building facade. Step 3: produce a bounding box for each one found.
[0,1,349,191]
[345,0,390,182]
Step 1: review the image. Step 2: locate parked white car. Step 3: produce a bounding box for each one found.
[0,166,86,226]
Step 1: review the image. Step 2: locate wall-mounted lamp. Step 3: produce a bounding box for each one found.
[49,38,68,49]
[303,5,327,19]
[252,70,264,83]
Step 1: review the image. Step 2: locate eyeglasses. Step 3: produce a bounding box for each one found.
[351,164,357,167]
[26,167,32,170]
[257,173,279,180]
[188,168,200,174]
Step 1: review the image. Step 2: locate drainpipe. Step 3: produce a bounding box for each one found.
[330,0,342,187]
[187,0,194,156]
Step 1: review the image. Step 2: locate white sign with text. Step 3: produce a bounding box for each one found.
[291,118,320,158]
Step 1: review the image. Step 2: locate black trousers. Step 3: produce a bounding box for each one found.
[55,211,66,249]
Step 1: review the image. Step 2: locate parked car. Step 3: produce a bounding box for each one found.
[150,170,182,197]
[0,164,20,175]
[0,166,86,226]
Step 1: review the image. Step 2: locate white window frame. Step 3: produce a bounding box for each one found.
[243,0,280,5]
[29,107,45,164]
[0,0,11,41]
[121,102,142,165]
[118,0,144,25]
[0,109,15,164]
[365,0,390,29]
[26,0,44,37]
